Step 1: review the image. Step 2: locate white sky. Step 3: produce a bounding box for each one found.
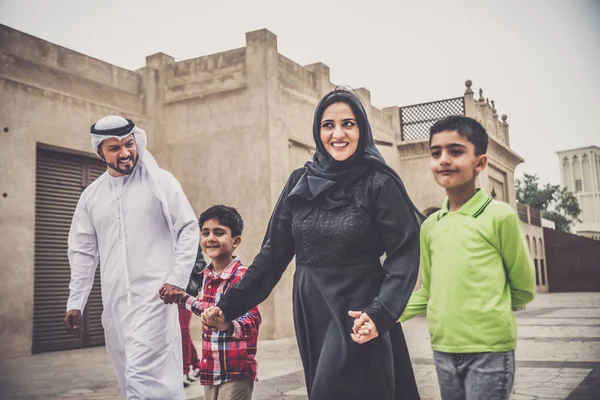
[1,0,599,186]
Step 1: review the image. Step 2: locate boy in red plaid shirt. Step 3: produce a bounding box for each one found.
[181,205,260,400]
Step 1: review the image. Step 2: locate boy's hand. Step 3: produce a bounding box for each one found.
[200,306,225,332]
[202,306,224,322]
[205,315,232,333]
[201,306,228,332]
[348,310,379,344]
[355,318,375,336]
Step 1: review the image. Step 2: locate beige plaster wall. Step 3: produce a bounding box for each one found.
[396,140,446,211]
[0,69,144,360]
[0,24,147,358]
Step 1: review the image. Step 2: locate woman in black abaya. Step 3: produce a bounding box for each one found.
[205,88,422,399]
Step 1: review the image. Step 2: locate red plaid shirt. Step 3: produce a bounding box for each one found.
[187,258,261,386]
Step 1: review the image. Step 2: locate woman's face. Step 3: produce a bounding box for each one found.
[319,102,360,162]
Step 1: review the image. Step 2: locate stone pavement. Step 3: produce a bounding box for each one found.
[0,292,598,399]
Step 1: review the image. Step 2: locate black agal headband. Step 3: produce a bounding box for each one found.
[90,118,135,137]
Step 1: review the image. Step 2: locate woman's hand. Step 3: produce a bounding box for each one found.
[201,306,225,331]
[348,310,379,344]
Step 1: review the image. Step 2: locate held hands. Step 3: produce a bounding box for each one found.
[64,309,82,337]
[158,283,185,304]
[201,306,232,333]
[348,310,379,344]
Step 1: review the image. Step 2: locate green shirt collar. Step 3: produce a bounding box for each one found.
[438,189,492,220]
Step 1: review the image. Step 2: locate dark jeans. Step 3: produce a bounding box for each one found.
[433,350,515,400]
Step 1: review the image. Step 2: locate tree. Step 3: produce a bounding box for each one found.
[515,173,581,232]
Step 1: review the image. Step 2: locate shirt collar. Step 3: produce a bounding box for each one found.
[438,189,492,220]
[204,257,241,280]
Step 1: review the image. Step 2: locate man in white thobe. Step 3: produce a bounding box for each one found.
[64,115,199,399]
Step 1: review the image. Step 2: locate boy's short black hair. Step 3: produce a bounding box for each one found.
[199,205,244,237]
[429,115,488,155]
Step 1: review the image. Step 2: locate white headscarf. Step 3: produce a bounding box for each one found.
[90,115,178,246]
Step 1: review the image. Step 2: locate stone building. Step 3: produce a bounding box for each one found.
[518,204,550,292]
[0,24,540,358]
[556,145,600,240]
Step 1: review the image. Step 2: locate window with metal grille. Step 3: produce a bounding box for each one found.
[399,97,465,141]
[33,146,106,353]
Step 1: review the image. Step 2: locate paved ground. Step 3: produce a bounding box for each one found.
[0,292,598,399]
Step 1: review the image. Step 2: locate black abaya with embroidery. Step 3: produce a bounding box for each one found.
[217,90,421,400]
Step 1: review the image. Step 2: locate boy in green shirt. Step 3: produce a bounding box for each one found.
[361,115,535,399]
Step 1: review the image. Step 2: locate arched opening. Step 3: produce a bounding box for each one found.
[539,237,546,286]
[532,238,539,286]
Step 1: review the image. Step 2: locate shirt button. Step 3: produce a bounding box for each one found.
[203,359,207,363]
[208,285,211,289]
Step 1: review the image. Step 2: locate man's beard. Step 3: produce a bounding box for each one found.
[106,154,139,175]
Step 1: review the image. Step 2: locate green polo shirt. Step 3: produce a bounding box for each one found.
[400,189,536,353]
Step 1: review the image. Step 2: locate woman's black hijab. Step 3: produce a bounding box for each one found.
[288,88,424,224]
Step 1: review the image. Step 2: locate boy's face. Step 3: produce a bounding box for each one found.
[430,130,487,190]
[200,219,241,262]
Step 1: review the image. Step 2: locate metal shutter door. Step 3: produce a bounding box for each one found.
[33,148,105,353]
